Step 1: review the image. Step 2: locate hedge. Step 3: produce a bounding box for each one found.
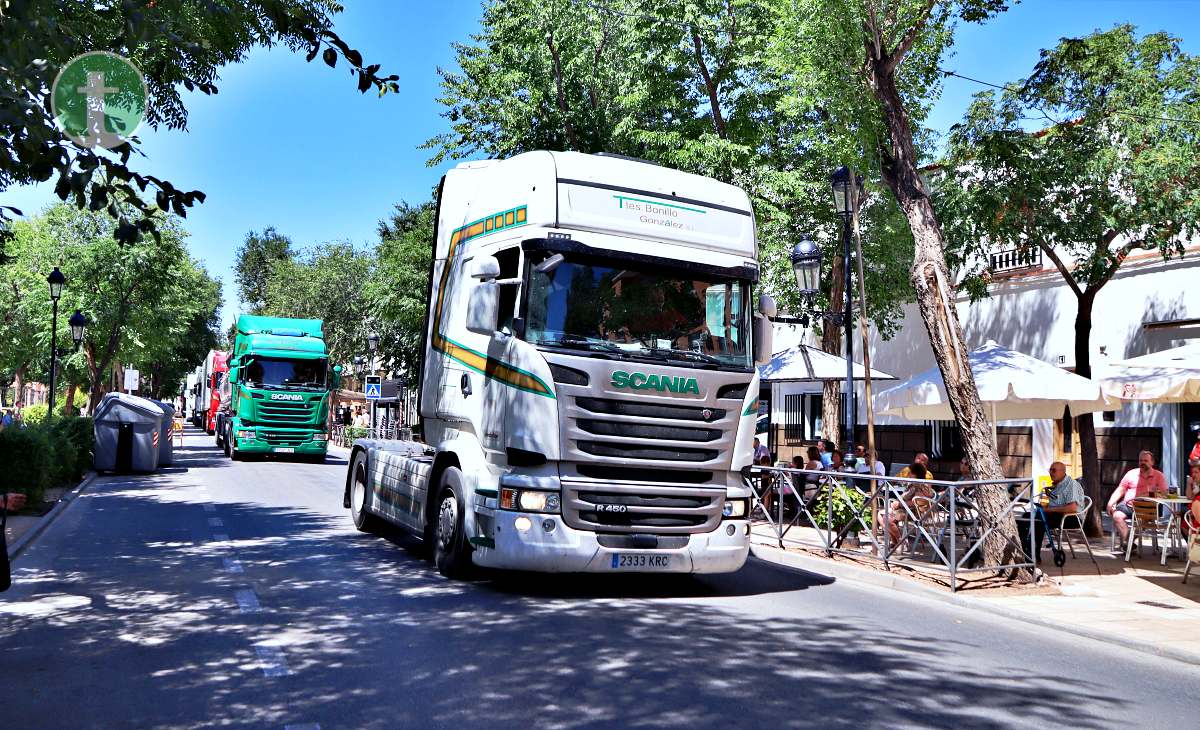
[0,415,94,504]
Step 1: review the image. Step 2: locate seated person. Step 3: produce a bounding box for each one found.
[853,444,886,476]
[1106,450,1168,545]
[1187,461,1200,533]
[886,462,934,545]
[816,439,833,468]
[829,449,847,472]
[897,452,933,480]
[955,458,971,481]
[805,446,823,472]
[1017,461,1083,558]
[753,437,770,465]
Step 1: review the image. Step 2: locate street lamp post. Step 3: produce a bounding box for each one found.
[366,333,379,432]
[46,267,65,414]
[789,166,863,452]
[831,165,857,454]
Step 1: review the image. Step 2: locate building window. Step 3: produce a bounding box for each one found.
[927,420,964,460]
[784,394,804,441]
[1102,410,1116,422]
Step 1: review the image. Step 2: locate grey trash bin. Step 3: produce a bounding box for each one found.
[93,393,165,473]
[147,399,176,466]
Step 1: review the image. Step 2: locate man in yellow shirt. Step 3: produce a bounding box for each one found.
[897,452,933,480]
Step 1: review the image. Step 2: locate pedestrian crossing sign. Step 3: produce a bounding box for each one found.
[364,375,382,400]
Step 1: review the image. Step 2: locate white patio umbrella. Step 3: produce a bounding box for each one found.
[1098,343,1200,403]
[874,341,1120,440]
[759,345,895,382]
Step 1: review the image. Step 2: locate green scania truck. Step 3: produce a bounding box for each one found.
[215,314,340,462]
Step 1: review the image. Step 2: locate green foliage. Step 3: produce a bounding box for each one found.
[0,424,50,502]
[0,416,93,502]
[425,0,918,336]
[21,403,48,425]
[938,26,1200,298]
[263,242,375,367]
[0,1,397,260]
[369,202,436,382]
[813,483,870,533]
[1,203,222,406]
[235,227,294,314]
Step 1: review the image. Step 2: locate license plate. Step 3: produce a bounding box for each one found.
[273,447,295,453]
[610,553,674,570]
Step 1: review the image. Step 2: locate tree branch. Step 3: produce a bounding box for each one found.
[1038,242,1083,299]
[883,0,937,75]
[545,31,580,150]
[691,28,728,138]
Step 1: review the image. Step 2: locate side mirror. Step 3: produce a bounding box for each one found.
[753,313,773,366]
[467,280,500,335]
[470,255,501,280]
[227,366,239,385]
[758,294,777,318]
[331,365,342,390]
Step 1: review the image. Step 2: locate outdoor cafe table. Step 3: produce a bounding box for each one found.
[1143,496,1192,566]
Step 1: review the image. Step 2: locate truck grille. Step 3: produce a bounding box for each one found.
[562,482,723,534]
[564,395,731,469]
[258,400,315,425]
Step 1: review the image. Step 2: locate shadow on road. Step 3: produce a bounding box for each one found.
[0,446,1129,729]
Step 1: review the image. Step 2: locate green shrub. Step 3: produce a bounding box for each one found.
[50,416,93,483]
[813,483,870,533]
[0,426,51,503]
[22,402,48,425]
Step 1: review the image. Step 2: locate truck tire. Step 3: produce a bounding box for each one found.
[350,451,385,533]
[222,426,232,458]
[433,467,473,578]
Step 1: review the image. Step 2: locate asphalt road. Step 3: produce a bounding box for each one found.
[2,428,1197,729]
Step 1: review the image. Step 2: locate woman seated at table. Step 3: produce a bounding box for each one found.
[886,462,933,545]
[1188,461,1200,531]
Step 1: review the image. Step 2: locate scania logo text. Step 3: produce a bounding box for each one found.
[269,393,304,401]
[610,370,700,395]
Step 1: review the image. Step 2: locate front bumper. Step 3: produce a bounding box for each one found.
[471,510,750,574]
[233,426,328,455]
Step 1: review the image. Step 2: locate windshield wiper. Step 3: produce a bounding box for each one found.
[535,336,627,357]
[661,350,723,367]
[283,380,325,389]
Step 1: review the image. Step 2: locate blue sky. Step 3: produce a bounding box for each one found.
[5,1,1198,326]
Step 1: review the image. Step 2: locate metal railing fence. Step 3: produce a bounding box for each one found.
[748,466,1040,591]
[331,424,413,447]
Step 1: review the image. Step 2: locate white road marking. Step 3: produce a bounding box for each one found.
[212,533,229,542]
[203,504,216,513]
[208,517,224,527]
[223,557,244,574]
[234,588,261,613]
[254,643,293,677]
[284,723,320,729]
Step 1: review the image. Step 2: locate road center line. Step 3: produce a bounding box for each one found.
[234,588,261,613]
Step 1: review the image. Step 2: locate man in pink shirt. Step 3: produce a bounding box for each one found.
[1107,450,1168,545]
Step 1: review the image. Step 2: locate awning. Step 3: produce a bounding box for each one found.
[758,345,895,382]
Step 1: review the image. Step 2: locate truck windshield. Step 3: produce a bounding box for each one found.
[243,357,327,390]
[526,253,752,370]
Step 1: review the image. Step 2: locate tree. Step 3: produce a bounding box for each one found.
[771,0,1023,569]
[3,202,221,409]
[937,26,1200,532]
[235,227,294,314]
[262,242,374,367]
[370,202,436,382]
[0,0,398,260]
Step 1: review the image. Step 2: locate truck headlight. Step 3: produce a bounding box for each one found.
[722,498,748,518]
[236,430,255,440]
[311,433,327,442]
[500,488,560,513]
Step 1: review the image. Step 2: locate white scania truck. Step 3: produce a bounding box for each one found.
[344,151,774,577]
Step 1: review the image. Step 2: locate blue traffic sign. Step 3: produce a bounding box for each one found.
[364,375,382,400]
[365,383,381,399]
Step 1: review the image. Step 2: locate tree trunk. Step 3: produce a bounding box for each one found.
[691,30,728,139]
[820,251,845,447]
[63,380,77,417]
[1073,290,1105,536]
[869,58,1024,573]
[12,364,27,409]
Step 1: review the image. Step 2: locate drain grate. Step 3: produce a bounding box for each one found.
[1138,600,1185,610]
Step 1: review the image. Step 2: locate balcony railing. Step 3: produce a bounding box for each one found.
[989,247,1043,274]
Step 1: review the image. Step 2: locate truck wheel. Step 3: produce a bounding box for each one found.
[223,427,232,458]
[350,451,385,533]
[433,467,473,578]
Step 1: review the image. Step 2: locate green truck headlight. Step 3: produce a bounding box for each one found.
[236,430,255,440]
[312,433,327,442]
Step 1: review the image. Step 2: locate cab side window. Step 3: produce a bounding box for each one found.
[495,247,521,334]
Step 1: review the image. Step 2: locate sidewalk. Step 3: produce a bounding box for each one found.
[5,477,95,560]
[751,523,1200,666]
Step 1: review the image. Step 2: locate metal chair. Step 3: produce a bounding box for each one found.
[1183,512,1198,584]
[1055,495,1099,573]
[1125,498,1171,563]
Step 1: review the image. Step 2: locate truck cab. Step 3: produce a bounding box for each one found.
[220,315,336,461]
[346,151,773,577]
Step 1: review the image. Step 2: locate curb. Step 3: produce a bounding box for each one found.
[7,472,97,561]
[750,541,1200,668]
